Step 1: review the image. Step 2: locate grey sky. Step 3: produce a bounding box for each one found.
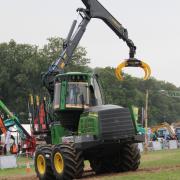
[0,0,180,86]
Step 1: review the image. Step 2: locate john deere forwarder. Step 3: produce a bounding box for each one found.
[34,0,151,179]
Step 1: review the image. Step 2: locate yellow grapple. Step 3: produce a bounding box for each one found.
[115,58,151,80]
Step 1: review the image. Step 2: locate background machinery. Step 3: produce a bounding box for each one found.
[0,100,36,156]
[171,122,180,140]
[151,122,177,141]
[33,0,151,179]
[0,116,6,154]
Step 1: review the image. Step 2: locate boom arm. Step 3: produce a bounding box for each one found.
[81,0,136,58]
[43,13,90,97]
[43,0,150,97]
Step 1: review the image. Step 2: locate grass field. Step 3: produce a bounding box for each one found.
[1,149,180,180]
[0,156,34,177]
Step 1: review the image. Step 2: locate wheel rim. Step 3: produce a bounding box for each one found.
[37,154,46,175]
[54,152,64,174]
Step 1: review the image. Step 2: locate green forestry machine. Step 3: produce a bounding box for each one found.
[34,0,151,179]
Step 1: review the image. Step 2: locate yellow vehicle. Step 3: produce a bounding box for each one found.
[151,122,176,140]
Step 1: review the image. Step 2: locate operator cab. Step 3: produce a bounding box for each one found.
[53,72,103,111]
[53,72,103,131]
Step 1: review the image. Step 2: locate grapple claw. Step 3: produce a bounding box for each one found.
[115,58,151,80]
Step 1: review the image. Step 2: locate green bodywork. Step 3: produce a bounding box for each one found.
[50,72,103,144]
[129,105,145,134]
[50,112,100,145]
[50,106,138,144]
[78,112,99,136]
[50,124,69,144]
[60,81,67,110]
[136,123,145,134]
[50,73,140,145]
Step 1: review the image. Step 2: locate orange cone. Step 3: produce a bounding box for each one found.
[26,161,31,173]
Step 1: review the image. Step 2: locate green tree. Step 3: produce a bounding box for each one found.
[95,67,180,126]
[0,37,91,122]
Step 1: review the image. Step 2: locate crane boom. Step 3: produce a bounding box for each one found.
[43,0,139,98]
[81,0,136,58]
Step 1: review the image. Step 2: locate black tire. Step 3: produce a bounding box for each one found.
[120,143,141,172]
[89,157,113,174]
[89,158,103,174]
[52,143,84,180]
[75,150,84,179]
[90,143,140,174]
[34,145,55,180]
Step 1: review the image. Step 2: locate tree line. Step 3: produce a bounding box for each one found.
[0,37,180,126]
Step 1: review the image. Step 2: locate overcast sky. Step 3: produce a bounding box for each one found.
[0,0,180,86]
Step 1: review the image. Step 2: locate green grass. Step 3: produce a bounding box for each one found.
[101,149,180,180]
[16,156,33,167]
[1,149,180,179]
[0,167,34,176]
[0,156,34,177]
[140,149,180,168]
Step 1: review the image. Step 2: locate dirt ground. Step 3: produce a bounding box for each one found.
[2,165,180,180]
